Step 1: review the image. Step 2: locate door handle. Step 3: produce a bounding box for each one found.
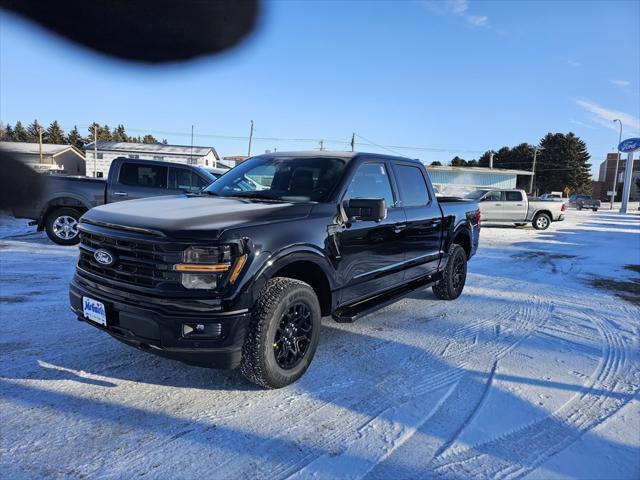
[113,192,128,197]
[495,203,502,206]
[516,203,523,206]
[394,223,407,233]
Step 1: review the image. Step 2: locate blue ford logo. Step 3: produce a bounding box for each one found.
[94,249,115,266]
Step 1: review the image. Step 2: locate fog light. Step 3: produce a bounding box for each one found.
[182,323,222,338]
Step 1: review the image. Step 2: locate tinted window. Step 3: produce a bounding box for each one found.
[395,165,430,206]
[205,156,346,202]
[346,162,394,207]
[483,191,501,201]
[505,191,523,201]
[119,163,167,188]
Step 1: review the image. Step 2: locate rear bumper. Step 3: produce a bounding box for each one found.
[69,275,250,369]
[555,214,565,222]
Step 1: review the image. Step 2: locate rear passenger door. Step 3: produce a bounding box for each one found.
[392,162,443,280]
[108,162,168,202]
[502,190,527,221]
[167,167,210,194]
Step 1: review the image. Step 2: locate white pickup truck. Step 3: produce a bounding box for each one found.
[464,188,565,230]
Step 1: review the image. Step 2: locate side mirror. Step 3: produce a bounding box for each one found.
[346,198,387,222]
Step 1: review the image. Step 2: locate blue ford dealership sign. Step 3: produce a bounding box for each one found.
[618,137,640,153]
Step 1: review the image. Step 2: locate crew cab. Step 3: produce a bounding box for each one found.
[465,188,565,230]
[12,157,216,245]
[69,151,481,388]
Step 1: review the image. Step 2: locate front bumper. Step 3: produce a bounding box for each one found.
[69,275,250,369]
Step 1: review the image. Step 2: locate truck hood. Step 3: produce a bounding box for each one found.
[81,194,313,239]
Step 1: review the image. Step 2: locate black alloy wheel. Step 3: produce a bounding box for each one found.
[273,303,313,369]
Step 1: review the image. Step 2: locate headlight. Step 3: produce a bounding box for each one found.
[174,246,246,290]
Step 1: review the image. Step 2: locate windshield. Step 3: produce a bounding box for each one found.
[203,155,346,202]
[464,190,490,200]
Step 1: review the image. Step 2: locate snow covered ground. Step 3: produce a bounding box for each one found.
[1,209,639,479]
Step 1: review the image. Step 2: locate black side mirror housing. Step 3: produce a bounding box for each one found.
[346,198,387,222]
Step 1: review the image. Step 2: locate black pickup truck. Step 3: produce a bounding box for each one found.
[12,157,217,245]
[69,152,481,388]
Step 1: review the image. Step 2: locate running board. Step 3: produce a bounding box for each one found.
[332,273,440,323]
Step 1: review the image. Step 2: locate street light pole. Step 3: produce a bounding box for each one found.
[610,119,623,209]
[529,146,543,195]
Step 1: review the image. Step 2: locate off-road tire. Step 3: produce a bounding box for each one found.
[240,277,321,389]
[532,212,551,230]
[432,244,467,300]
[45,207,82,245]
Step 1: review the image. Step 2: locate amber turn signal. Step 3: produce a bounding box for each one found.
[229,254,248,284]
[174,263,230,273]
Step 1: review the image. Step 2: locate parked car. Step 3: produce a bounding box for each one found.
[12,157,217,245]
[465,188,565,230]
[569,194,600,211]
[539,193,564,201]
[69,151,481,388]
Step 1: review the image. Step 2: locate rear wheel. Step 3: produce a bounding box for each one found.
[592,208,598,212]
[532,212,551,230]
[240,278,321,388]
[45,207,82,245]
[432,244,467,300]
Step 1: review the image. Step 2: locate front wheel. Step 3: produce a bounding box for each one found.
[592,208,598,212]
[45,207,82,245]
[432,244,467,300]
[240,278,321,388]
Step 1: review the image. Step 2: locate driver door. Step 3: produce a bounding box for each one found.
[337,161,407,304]
[479,190,503,221]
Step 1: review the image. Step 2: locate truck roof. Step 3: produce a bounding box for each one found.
[254,150,422,165]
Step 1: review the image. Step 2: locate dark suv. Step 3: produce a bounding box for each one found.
[69,151,481,388]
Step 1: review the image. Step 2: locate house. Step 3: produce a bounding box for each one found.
[83,141,225,178]
[426,165,533,195]
[0,141,86,175]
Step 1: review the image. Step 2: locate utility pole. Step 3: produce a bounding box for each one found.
[350,133,355,152]
[190,125,194,165]
[529,146,543,195]
[489,151,494,169]
[38,124,43,165]
[93,124,98,177]
[248,120,254,156]
[319,139,324,151]
[610,119,623,209]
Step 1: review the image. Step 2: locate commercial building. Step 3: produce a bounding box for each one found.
[0,141,86,174]
[596,152,640,201]
[426,165,533,195]
[83,141,225,178]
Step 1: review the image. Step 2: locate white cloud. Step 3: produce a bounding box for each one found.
[610,79,631,87]
[424,0,490,28]
[575,99,640,136]
[567,59,581,68]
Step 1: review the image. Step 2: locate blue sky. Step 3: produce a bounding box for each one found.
[1,0,639,174]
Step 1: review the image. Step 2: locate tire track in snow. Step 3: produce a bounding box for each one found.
[427,307,639,480]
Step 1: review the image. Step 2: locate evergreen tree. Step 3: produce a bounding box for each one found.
[12,121,29,142]
[112,124,130,142]
[142,134,158,144]
[46,121,66,144]
[536,132,591,194]
[450,156,468,166]
[0,123,9,141]
[430,161,442,166]
[66,125,84,148]
[26,119,44,143]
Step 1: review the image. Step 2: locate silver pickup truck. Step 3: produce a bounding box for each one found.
[464,188,565,230]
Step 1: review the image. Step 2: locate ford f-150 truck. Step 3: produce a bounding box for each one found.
[465,188,565,230]
[69,151,481,388]
[568,194,601,211]
[12,157,217,245]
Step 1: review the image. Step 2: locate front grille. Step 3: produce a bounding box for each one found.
[78,230,182,288]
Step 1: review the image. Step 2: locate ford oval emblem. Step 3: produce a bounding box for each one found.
[94,249,115,266]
